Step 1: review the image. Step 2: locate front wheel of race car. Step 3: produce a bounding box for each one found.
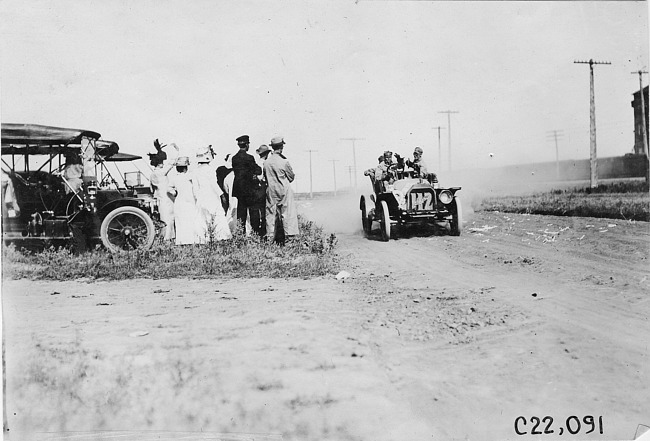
[380,200,391,241]
[360,196,372,236]
[449,197,463,236]
[100,206,156,253]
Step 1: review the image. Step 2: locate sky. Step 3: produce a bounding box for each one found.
[1,0,648,193]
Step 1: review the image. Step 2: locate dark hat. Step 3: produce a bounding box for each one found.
[256,144,270,155]
[236,135,250,145]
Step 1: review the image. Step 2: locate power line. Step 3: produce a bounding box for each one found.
[340,137,364,189]
[546,130,565,179]
[438,111,459,171]
[433,125,445,171]
[574,59,611,188]
[329,159,339,196]
[346,165,354,188]
[306,149,318,199]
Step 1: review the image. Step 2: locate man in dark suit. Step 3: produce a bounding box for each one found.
[231,135,262,234]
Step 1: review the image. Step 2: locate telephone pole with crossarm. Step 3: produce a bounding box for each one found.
[574,59,611,188]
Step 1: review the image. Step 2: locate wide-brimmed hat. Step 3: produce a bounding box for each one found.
[195,145,213,163]
[175,156,190,167]
[256,144,270,155]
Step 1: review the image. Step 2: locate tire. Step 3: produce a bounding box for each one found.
[379,200,391,242]
[449,197,463,236]
[360,196,371,236]
[100,206,156,252]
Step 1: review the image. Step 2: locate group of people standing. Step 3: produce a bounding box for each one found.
[148,135,299,246]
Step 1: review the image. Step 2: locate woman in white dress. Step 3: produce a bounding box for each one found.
[148,141,179,241]
[192,146,231,242]
[167,156,198,245]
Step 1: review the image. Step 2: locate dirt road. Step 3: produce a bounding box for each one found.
[3,207,649,440]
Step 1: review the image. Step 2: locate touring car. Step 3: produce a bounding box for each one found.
[1,123,159,252]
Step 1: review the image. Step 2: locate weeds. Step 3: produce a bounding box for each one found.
[3,216,339,281]
[478,181,649,221]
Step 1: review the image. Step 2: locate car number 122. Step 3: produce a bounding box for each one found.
[410,192,433,211]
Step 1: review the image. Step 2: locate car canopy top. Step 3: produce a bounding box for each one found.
[1,123,102,155]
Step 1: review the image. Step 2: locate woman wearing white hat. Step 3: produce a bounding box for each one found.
[167,156,198,245]
[192,146,231,242]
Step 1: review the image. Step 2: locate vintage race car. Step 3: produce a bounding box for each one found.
[359,168,461,241]
[2,123,159,252]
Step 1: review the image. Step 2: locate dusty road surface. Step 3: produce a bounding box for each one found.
[3,205,649,440]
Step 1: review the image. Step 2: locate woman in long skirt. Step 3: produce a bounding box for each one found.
[149,142,178,241]
[167,157,198,245]
[192,147,231,242]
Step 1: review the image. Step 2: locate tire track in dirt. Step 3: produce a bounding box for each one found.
[335,210,649,440]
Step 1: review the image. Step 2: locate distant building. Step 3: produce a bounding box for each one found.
[631,85,649,155]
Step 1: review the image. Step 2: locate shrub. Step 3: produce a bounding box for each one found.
[3,216,339,281]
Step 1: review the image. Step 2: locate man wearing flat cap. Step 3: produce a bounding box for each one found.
[406,146,428,177]
[251,144,271,236]
[232,135,263,235]
[263,136,299,243]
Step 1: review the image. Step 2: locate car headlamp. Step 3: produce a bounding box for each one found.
[439,190,453,205]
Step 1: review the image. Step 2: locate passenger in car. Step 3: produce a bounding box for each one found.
[364,155,385,194]
[62,151,84,194]
[406,147,428,177]
[405,146,438,188]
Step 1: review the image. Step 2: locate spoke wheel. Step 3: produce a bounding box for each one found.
[449,197,463,236]
[100,206,155,252]
[361,197,371,236]
[380,200,391,242]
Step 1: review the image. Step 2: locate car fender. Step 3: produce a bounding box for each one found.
[98,197,145,218]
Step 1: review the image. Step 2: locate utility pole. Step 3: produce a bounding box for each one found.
[306,149,317,199]
[438,111,459,171]
[546,130,564,180]
[329,159,339,196]
[340,137,364,189]
[346,165,354,188]
[433,125,445,172]
[631,69,649,185]
[574,59,611,188]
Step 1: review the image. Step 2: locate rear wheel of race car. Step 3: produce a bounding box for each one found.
[360,196,371,236]
[100,206,156,253]
[449,197,463,236]
[380,200,391,241]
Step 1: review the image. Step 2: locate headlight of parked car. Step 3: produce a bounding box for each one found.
[438,190,453,205]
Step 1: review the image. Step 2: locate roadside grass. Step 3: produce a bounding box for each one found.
[3,216,339,281]
[477,181,649,221]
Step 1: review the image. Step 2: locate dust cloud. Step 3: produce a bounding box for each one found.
[297,192,363,235]
[296,165,590,235]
